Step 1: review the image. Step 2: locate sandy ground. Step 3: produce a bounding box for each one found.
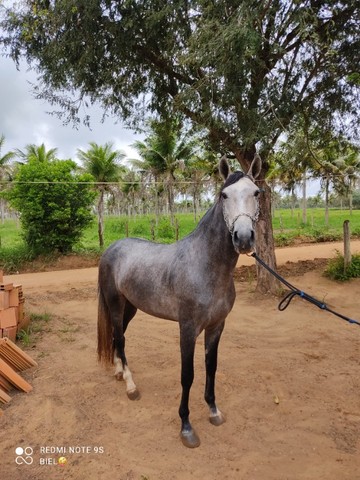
[1,241,360,480]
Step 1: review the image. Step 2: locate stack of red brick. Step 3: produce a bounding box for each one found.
[0,270,28,342]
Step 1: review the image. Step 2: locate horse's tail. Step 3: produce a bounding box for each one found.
[97,274,114,365]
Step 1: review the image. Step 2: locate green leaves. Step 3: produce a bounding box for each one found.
[1,1,359,163]
[8,157,96,254]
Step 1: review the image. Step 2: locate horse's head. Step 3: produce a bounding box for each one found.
[219,154,262,254]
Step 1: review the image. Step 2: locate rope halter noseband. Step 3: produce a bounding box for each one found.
[222,204,260,235]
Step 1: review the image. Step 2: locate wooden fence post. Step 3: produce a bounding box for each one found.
[175,218,179,241]
[343,220,351,274]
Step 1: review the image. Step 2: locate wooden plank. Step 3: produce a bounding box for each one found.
[0,358,32,393]
[0,338,38,369]
[0,373,13,392]
[0,387,11,404]
[0,348,24,370]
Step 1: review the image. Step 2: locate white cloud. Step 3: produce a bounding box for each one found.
[0,56,142,161]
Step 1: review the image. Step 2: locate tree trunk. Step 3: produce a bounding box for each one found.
[302,170,307,224]
[235,149,279,294]
[349,179,354,216]
[324,177,329,227]
[98,189,104,248]
[167,173,175,225]
[154,175,160,226]
[0,198,5,224]
[255,181,279,293]
[192,189,197,223]
[343,220,351,274]
[291,188,296,218]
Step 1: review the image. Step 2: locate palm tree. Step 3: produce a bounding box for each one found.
[121,169,142,216]
[16,143,58,163]
[77,142,125,248]
[131,119,197,224]
[267,151,304,218]
[182,152,217,221]
[0,134,16,223]
[272,126,319,224]
[305,133,360,223]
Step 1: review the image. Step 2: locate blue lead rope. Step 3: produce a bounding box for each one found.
[251,252,360,327]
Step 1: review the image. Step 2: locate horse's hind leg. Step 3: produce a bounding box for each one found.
[114,300,137,380]
[113,298,140,400]
[204,322,226,426]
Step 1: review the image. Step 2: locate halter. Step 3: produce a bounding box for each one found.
[222,200,260,235]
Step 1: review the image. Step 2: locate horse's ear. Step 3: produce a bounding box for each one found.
[247,153,262,179]
[219,156,230,180]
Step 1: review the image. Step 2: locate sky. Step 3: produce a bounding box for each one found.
[1,55,321,196]
[0,56,142,162]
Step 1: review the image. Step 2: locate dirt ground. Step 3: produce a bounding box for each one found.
[1,241,360,480]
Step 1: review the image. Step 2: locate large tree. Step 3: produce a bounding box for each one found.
[2,1,359,291]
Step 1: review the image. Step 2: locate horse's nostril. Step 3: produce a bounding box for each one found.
[251,230,255,241]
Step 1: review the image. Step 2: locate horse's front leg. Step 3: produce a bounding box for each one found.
[205,322,226,426]
[178,324,200,448]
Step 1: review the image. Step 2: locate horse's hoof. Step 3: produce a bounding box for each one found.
[209,411,226,426]
[180,429,200,448]
[115,372,123,381]
[127,388,141,401]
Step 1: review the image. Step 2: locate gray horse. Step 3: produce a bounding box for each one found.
[97,154,262,448]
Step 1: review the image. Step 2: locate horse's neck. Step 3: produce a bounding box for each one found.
[191,201,239,268]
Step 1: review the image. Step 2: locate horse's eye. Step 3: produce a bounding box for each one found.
[254,190,261,197]
[221,192,228,200]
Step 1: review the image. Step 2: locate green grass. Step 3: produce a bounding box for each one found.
[272,208,360,246]
[76,213,201,250]
[1,208,360,273]
[17,312,53,347]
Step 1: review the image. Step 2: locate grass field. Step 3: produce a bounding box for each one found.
[1,208,360,272]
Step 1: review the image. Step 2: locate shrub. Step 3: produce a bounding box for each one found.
[8,158,96,254]
[324,251,360,281]
[157,217,175,240]
[131,221,148,237]
[310,229,342,243]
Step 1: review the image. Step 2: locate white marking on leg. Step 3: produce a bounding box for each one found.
[209,407,222,418]
[123,365,137,395]
[114,352,123,380]
[209,407,226,425]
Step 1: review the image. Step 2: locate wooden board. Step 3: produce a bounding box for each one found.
[0,358,32,393]
[0,387,11,404]
[0,338,37,371]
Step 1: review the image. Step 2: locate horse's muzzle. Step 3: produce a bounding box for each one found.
[232,229,255,254]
